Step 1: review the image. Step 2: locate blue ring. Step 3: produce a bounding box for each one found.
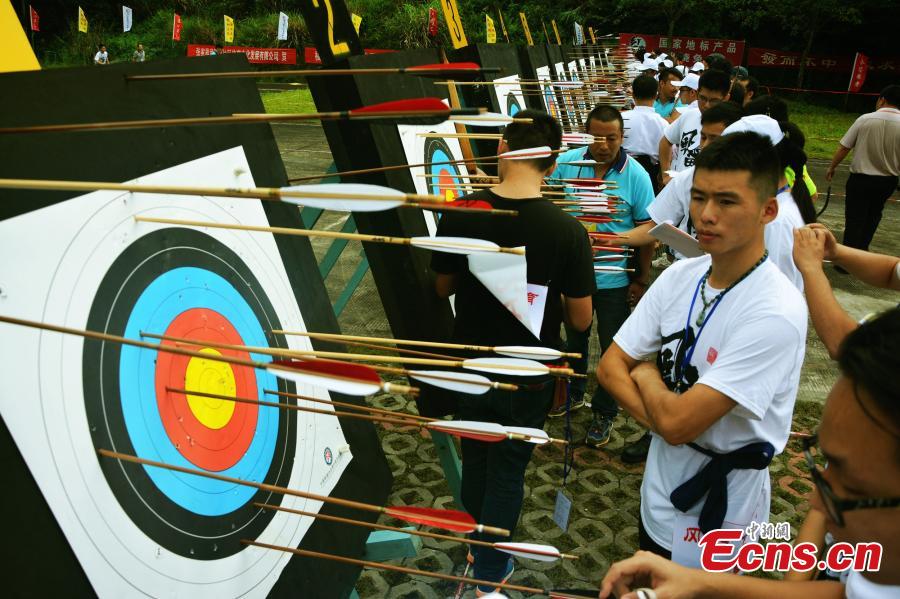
[120,267,279,516]
[428,147,464,198]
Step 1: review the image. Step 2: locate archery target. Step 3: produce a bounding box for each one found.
[0,147,352,596]
[490,74,526,118]
[397,117,471,236]
[536,65,560,120]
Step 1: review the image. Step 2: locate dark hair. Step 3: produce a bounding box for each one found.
[694,131,780,201]
[659,67,683,83]
[701,101,743,127]
[838,308,900,438]
[502,109,562,171]
[880,85,900,107]
[632,75,658,101]
[705,53,733,74]
[744,95,789,122]
[746,76,760,98]
[698,69,732,96]
[728,82,746,106]
[772,121,816,224]
[585,104,624,133]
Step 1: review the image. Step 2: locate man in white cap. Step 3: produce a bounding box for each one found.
[597,130,807,565]
[660,69,732,184]
[623,75,671,193]
[690,61,705,73]
[654,68,684,122]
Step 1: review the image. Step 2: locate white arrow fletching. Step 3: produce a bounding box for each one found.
[450,112,514,127]
[494,541,561,561]
[279,183,406,212]
[410,236,501,255]
[552,81,584,89]
[494,345,563,361]
[409,370,492,395]
[268,365,381,396]
[561,160,600,168]
[461,357,549,377]
[505,426,551,445]
[561,133,594,145]
[429,420,506,438]
[498,146,552,160]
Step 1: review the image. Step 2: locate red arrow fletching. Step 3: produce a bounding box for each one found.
[384,506,477,532]
[404,62,483,79]
[271,358,382,385]
[349,98,450,115]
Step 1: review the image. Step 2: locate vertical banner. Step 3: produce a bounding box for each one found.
[485,15,497,44]
[848,52,869,92]
[551,20,562,45]
[77,6,88,33]
[497,8,509,43]
[122,6,133,33]
[277,12,289,41]
[30,5,39,31]
[441,0,468,49]
[172,13,182,41]
[574,23,584,45]
[351,13,362,34]
[427,7,439,38]
[224,15,235,43]
[589,26,596,44]
[296,0,361,62]
[519,12,533,46]
[541,20,550,44]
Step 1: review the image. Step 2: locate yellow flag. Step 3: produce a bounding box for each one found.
[78,6,88,33]
[0,0,40,72]
[351,13,362,34]
[441,0,468,49]
[551,20,561,45]
[497,9,509,42]
[224,15,234,43]
[485,15,496,44]
[518,12,533,46]
[589,26,596,44]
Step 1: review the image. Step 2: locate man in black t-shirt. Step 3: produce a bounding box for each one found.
[430,110,595,594]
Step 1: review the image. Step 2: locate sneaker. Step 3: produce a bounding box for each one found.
[547,394,586,418]
[622,431,652,463]
[475,558,515,596]
[585,415,614,447]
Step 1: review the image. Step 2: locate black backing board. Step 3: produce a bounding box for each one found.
[0,54,391,599]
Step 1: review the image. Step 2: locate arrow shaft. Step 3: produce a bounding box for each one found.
[127,67,503,81]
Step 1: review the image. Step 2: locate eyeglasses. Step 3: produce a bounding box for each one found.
[802,434,900,527]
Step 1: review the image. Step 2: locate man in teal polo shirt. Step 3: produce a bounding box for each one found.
[549,105,655,448]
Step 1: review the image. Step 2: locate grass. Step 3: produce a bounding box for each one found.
[784,99,860,160]
[260,88,317,114]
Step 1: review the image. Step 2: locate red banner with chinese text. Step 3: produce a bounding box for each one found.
[619,33,745,64]
[747,47,852,71]
[848,53,869,92]
[188,45,298,64]
[428,8,439,38]
[303,47,395,64]
[29,5,39,31]
[172,14,182,41]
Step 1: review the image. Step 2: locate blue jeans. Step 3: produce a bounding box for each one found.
[564,285,631,419]
[458,379,554,583]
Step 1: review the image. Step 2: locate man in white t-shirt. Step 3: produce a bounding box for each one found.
[660,70,732,185]
[597,131,807,562]
[623,74,670,193]
[94,44,109,65]
[598,309,900,599]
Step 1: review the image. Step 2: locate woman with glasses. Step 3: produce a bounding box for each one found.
[599,308,900,599]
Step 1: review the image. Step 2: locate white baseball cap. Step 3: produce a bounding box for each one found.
[640,58,658,71]
[691,61,705,72]
[722,115,785,145]
[674,65,689,77]
[656,58,674,69]
[671,73,700,90]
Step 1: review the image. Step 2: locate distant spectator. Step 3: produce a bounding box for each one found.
[744,94,789,121]
[728,81,746,107]
[132,43,145,63]
[94,44,109,65]
[731,65,750,85]
[623,75,670,193]
[654,68,683,121]
[703,52,732,74]
[827,84,900,252]
[743,76,760,105]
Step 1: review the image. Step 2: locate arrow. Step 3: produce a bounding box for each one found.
[0,314,415,396]
[498,146,554,160]
[449,113,534,127]
[255,502,577,562]
[243,540,598,598]
[98,449,506,535]
[132,216,527,256]
[272,330,581,361]
[0,98,485,135]
[126,62,502,81]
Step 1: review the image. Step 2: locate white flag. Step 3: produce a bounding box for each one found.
[574,23,584,45]
[277,12,289,41]
[122,6,132,32]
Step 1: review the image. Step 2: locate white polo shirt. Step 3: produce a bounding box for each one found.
[840,107,900,176]
[623,106,670,162]
[614,255,807,552]
[647,166,695,260]
[665,108,702,172]
[764,188,805,291]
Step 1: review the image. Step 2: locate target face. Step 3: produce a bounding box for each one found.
[0,148,352,596]
[491,74,526,119]
[536,66,560,119]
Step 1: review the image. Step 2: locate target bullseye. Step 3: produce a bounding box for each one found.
[184,348,237,430]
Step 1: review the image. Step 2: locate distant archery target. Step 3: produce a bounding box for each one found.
[425,137,466,202]
[506,92,522,117]
[84,227,294,558]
